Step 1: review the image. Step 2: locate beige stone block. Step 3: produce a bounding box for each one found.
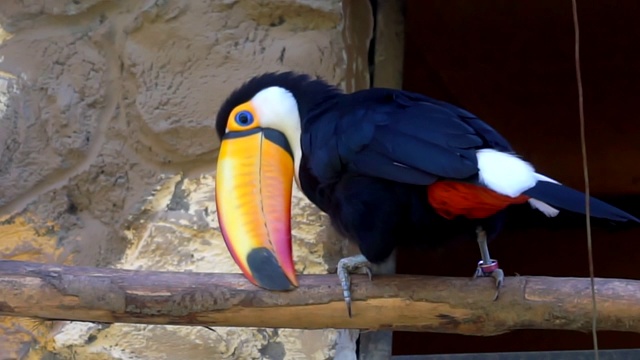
[0,0,107,30]
[0,0,371,358]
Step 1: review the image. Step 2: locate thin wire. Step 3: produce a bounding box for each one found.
[571,0,599,358]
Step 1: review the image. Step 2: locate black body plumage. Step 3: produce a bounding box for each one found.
[216,72,638,265]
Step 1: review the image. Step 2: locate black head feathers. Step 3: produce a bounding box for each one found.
[215,72,342,139]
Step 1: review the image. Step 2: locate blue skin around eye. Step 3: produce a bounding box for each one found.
[235,111,254,126]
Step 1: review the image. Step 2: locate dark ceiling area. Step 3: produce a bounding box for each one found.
[394,0,640,356]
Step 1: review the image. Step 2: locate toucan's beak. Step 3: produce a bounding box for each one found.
[215,128,297,290]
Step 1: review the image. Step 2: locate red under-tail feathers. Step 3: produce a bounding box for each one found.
[428,180,529,220]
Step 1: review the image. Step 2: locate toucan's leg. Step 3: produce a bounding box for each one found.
[473,226,503,300]
[337,254,372,318]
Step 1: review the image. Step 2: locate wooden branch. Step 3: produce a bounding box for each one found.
[1,260,639,335]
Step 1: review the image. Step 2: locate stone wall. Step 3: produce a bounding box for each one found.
[0,1,372,358]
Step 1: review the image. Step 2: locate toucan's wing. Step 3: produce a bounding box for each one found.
[301,88,512,185]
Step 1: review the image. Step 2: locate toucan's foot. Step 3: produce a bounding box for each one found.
[337,254,371,318]
[474,226,503,301]
[473,260,504,301]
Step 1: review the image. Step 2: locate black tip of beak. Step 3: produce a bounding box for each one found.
[247,248,296,291]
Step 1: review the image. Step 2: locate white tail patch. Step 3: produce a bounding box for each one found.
[528,198,560,217]
[476,149,563,217]
[476,149,536,197]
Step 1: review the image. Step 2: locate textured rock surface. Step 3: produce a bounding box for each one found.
[0,0,371,358]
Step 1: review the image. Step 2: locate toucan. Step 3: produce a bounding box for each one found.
[214,71,639,316]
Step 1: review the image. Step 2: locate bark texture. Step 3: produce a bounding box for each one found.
[1,260,639,335]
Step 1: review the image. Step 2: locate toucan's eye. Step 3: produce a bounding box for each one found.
[235,111,254,127]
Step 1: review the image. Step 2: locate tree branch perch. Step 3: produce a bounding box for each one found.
[0,260,639,335]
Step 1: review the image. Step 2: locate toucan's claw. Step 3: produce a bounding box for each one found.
[473,262,504,301]
[337,254,371,318]
[364,266,373,282]
[492,268,504,300]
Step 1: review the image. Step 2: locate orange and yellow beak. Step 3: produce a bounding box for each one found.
[215,127,298,290]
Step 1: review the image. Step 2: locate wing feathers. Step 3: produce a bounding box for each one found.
[303,88,516,186]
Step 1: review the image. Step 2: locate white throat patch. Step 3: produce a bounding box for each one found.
[251,86,303,188]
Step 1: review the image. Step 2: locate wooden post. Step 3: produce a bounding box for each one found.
[359,0,405,360]
[362,0,406,357]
